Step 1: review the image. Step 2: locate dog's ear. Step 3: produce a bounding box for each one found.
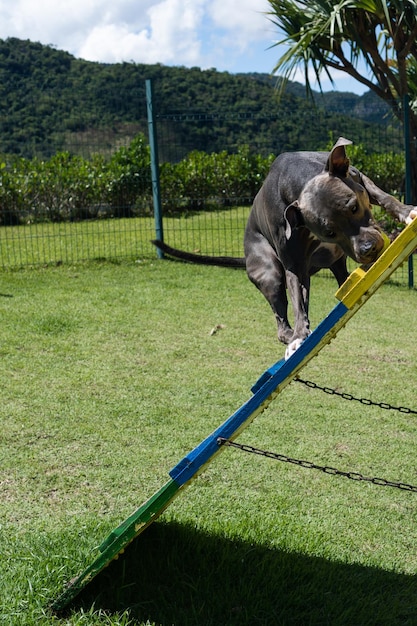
[326,137,352,178]
[284,202,304,239]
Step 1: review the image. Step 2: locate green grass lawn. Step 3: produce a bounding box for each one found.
[1,259,417,625]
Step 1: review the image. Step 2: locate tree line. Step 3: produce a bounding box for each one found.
[0,37,396,159]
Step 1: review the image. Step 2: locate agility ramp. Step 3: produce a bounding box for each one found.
[51,218,417,612]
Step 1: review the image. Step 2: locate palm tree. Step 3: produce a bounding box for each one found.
[267,0,417,201]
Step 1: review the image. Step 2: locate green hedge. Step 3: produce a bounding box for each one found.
[0,134,406,225]
[160,146,275,212]
[0,134,152,225]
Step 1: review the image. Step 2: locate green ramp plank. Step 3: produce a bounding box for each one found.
[51,217,417,612]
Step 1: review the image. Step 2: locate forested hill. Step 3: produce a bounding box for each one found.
[0,37,393,159]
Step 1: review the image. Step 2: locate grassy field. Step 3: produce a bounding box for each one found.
[1,258,417,625]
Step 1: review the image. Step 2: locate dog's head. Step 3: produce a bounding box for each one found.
[284,137,387,264]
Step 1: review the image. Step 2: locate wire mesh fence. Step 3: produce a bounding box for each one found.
[0,79,413,287]
[0,217,156,268]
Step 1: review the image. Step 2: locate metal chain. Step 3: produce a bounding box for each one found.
[295,378,417,415]
[217,438,417,493]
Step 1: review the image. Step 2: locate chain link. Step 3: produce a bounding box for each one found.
[295,378,417,415]
[217,438,417,493]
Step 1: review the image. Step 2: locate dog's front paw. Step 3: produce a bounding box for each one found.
[285,335,308,360]
[406,208,417,224]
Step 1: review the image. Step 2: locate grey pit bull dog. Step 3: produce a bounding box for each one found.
[244,137,417,358]
[152,137,417,359]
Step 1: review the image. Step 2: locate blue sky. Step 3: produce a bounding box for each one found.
[0,0,368,95]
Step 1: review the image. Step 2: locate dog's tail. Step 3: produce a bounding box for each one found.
[151,240,246,268]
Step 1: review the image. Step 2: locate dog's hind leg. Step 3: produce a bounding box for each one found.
[245,234,293,346]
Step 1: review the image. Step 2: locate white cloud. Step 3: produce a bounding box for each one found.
[0,0,105,50]
[198,0,272,68]
[208,0,270,40]
[78,0,206,64]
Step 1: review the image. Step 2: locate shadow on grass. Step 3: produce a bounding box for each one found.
[70,520,417,625]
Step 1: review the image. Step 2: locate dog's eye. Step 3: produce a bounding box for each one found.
[351,205,358,213]
[324,229,336,238]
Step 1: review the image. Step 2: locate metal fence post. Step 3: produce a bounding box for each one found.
[146,78,164,258]
[403,94,414,288]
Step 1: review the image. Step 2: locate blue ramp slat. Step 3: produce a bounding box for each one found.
[170,301,348,486]
[250,359,286,394]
